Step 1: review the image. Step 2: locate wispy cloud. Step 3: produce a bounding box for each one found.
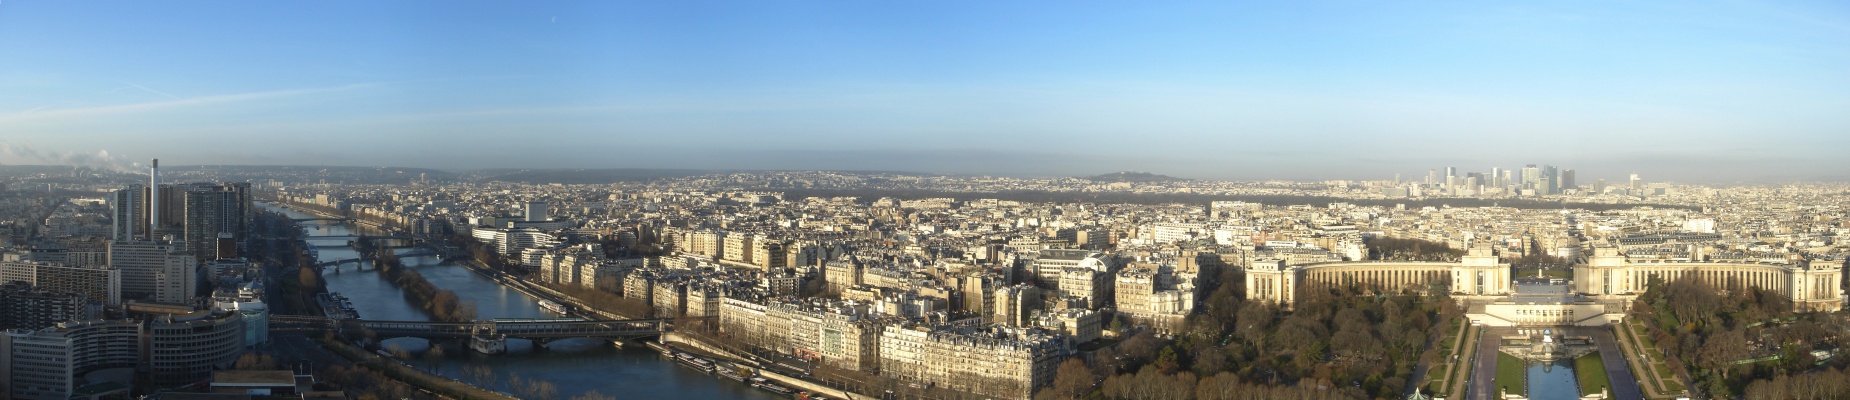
[0,83,377,123]
[109,82,185,100]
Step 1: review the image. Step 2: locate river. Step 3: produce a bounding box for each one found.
[262,203,777,400]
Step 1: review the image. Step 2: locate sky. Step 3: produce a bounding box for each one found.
[2,1,1847,183]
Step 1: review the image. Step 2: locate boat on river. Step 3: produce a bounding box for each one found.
[470,333,508,355]
[749,377,795,395]
[716,365,751,382]
[674,352,715,373]
[538,299,567,314]
[316,292,361,320]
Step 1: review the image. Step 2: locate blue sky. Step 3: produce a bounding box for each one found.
[2,1,1847,182]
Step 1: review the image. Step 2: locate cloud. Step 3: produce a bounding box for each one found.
[0,142,139,173]
[0,83,377,123]
[111,82,185,100]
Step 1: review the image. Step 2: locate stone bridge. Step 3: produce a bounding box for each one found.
[270,315,673,341]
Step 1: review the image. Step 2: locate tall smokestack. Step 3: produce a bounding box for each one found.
[149,159,159,239]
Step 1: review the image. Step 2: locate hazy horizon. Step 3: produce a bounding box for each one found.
[4,2,1847,183]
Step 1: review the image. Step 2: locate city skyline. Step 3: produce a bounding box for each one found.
[4,1,1848,183]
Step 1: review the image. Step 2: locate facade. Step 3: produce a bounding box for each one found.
[1574,247,1844,312]
[1113,263,1196,332]
[992,284,1041,326]
[959,273,1000,315]
[180,183,252,262]
[651,279,688,317]
[717,296,768,350]
[824,261,863,294]
[750,236,786,270]
[472,227,558,256]
[145,309,245,385]
[1036,308,1102,344]
[716,297,884,372]
[1030,249,1087,284]
[1245,247,1512,309]
[877,324,1066,399]
[684,285,723,318]
[110,185,147,242]
[1054,267,1111,309]
[0,261,121,306]
[723,234,753,264]
[525,201,548,222]
[686,230,723,259]
[107,240,196,304]
[0,283,91,331]
[0,320,141,400]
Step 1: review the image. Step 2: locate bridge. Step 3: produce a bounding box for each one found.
[359,318,671,340]
[313,249,438,268]
[292,217,354,222]
[269,315,672,341]
[316,258,364,268]
[303,234,414,241]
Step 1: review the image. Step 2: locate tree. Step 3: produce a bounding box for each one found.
[233,353,278,370]
[1696,329,1748,379]
[297,266,320,291]
[1043,358,1094,400]
[1235,301,1274,345]
[456,301,479,321]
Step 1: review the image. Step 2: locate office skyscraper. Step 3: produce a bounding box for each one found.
[173,182,252,262]
[1561,170,1576,191]
[111,184,147,241]
[148,159,161,238]
[1541,165,1560,195]
[1521,165,1540,192]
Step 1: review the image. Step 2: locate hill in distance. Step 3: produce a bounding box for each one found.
[1082,171,1186,183]
[475,168,716,184]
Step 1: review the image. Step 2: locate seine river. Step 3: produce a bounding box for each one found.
[262,203,776,400]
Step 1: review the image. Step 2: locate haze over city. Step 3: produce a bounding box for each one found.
[10,3,1850,400]
[2,1,1847,182]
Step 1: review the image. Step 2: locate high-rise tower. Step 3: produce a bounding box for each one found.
[112,184,146,241]
[148,159,160,238]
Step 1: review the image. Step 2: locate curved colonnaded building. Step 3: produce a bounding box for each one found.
[1246,247,1843,326]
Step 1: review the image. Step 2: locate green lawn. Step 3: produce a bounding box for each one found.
[1574,353,1611,397]
[1630,323,1658,350]
[1497,352,1526,397]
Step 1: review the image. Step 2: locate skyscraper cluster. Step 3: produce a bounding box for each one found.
[1408,164,1584,197]
[99,159,254,306]
[110,160,252,263]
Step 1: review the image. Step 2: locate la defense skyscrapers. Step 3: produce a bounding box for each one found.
[1399,163,1585,197]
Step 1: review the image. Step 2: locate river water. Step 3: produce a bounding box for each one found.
[262,203,776,400]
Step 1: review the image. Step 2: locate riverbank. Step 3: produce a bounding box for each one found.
[266,202,780,399]
[314,335,520,400]
[267,201,861,399]
[265,198,393,230]
[650,334,876,400]
[262,202,510,399]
